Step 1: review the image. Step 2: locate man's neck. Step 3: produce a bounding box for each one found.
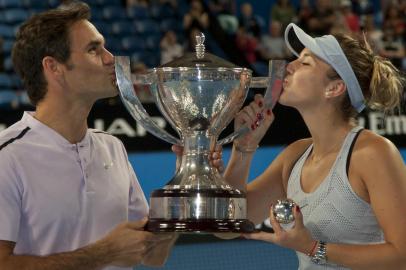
[34,100,92,144]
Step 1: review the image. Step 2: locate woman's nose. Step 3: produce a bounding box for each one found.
[286,61,295,74]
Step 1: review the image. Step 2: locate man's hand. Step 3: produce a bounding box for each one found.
[97,219,174,268]
[142,233,178,267]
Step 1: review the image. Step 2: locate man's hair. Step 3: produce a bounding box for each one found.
[12,2,91,106]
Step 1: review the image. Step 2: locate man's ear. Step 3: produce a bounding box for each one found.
[42,56,63,77]
[325,80,346,98]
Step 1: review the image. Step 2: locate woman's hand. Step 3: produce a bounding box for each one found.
[234,94,275,150]
[243,204,315,255]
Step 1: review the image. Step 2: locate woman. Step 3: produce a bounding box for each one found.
[224,23,406,269]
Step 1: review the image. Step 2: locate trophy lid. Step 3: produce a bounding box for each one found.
[159,33,243,69]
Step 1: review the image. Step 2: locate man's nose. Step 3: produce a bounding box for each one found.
[103,48,115,65]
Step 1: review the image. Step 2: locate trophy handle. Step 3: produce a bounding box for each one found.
[115,56,181,145]
[217,60,286,146]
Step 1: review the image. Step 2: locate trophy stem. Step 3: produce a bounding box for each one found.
[164,132,226,189]
[183,132,216,156]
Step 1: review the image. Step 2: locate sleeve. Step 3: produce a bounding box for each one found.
[0,151,22,242]
[127,161,149,221]
[116,139,149,221]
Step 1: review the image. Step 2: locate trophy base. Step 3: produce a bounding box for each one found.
[146,218,255,233]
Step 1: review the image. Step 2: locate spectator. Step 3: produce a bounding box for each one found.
[183,0,209,40]
[306,0,336,35]
[379,26,405,69]
[160,30,183,65]
[351,0,374,27]
[296,0,314,32]
[235,26,258,63]
[363,14,383,54]
[238,2,262,39]
[209,0,238,34]
[258,21,291,60]
[339,0,360,34]
[383,4,405,40]
[270,0,297,32]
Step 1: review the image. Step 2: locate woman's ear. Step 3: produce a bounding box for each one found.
[325,80,346,98]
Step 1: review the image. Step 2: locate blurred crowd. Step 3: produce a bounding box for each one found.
[209,0,406,72]
[0,0,405,107]
[127,0,406,77]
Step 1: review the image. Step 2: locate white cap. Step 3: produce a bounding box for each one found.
[284,23,365,112]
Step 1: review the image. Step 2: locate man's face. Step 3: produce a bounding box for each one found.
[62,19,117,102]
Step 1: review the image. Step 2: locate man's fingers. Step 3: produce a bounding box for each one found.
[127,217,148,230]
[171,145,183,156]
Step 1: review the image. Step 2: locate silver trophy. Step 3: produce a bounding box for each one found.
[115,33,286,233]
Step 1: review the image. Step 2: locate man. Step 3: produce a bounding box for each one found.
[0,2,176,269]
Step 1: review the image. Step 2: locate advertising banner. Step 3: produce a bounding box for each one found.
[1,100,405,151]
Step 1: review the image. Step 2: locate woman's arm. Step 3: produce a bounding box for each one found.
[326,133,406,269]
[223,94,274,191]
[246,132,406,269]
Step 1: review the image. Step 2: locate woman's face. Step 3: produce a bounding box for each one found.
[279,48,334,111]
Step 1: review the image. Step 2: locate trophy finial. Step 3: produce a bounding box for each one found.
[195,32,205,59]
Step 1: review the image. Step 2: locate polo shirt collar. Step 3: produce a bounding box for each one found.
[21,111,91,148]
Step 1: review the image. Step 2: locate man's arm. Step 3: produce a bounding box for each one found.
[0,220,172,270]
[0,240,109,270]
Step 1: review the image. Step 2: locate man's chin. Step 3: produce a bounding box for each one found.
[97,88,119,101]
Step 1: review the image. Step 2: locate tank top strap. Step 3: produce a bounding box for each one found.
[335,126,364,173]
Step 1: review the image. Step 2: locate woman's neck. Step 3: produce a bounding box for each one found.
[301,109,355,160]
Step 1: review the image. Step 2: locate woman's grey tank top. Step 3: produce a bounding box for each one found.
[287,126,384,269]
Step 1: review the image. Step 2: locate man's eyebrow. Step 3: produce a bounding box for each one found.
[84,39,105,50]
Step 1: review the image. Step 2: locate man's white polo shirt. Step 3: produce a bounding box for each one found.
[0,112,149,267]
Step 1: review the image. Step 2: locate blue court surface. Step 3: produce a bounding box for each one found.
[129,146,406,270]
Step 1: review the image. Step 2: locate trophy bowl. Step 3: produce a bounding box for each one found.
[115,33,286,233]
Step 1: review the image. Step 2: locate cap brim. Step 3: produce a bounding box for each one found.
[284,23,327,61]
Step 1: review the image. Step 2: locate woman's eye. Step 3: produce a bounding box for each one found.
[301,62,309,65]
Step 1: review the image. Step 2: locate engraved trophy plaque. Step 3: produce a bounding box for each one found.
[115,33,286,233]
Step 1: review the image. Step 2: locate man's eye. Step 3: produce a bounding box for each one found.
[301,62,309,65]
[88,47,97,53]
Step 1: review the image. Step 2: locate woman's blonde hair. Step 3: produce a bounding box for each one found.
[328,34,404,120]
